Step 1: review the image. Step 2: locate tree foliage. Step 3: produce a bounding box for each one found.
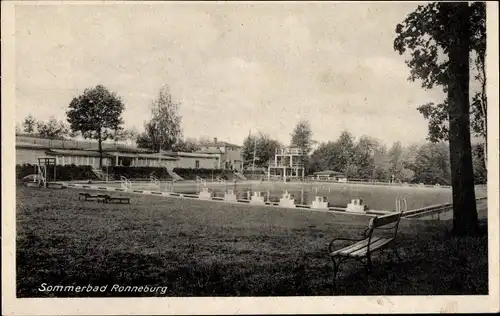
[471,143,487,184]
[394,2,487,144]
[413,142,451,185]
[172,138,201,153]
[136,85,182,152]
[353,136,379,179]
[310,133,380,179]
[307,130,487,186]
[22,114,37,135]
[36,117,69,139]
[290,120,314,154]
[395,2,480,236]
[242,132,282,168]
[66,85,125,167]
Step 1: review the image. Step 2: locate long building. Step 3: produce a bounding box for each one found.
[15,135,240,170]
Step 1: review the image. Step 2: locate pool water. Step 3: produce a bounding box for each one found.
[94,181,486,211]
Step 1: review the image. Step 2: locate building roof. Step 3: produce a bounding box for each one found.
[16,135,143,151]
[16,142,51,149]
[173,152,219,159]
[313,170,346,176]
[195,148,223,154]
[16,135,225,159]
[45,149,113,158]
[136,153,178,160]
[102,147,152,154]
[200,141,241,148]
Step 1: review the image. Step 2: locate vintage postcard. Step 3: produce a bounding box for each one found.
[2,0,499,314]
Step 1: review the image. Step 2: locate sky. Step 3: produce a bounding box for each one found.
[15,2,447,147]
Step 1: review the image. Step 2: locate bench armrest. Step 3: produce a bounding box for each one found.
[328,237,365,253]
[362,227,372,238]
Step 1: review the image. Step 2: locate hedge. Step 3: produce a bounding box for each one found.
[16,164,238,182]
[173,168,229,180]
[16,164,99,181]
[242,169,266,175]
[107,166,173,181]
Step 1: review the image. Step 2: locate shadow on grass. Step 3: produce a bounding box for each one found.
[17,220,488,297]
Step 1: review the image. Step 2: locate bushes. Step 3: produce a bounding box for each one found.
[57,165,99,180]
[110,167,233,181]
[173,168,226,180]
[16,164,37,180]
[242,169,266,175]
[107,166,172,181]
[16,164,99,181]
[15,164,234,182]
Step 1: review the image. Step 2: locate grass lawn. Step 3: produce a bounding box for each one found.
[16,185,488,297]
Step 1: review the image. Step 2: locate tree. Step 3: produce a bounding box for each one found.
[335,131,357,176]
[400,168,415,183]
[401,143,420,172]
[471,143,487,184]
[242,132,282,168]
[22,114,37,135]
[413,142,451,185]
[414,3,487,158]
[394,2,479,235]
[36,116,69,139]
[290,120,314,154]
[257,133,283,168]
[309,141,339,174]
[172,138,201,152]
[136,85,182,152]
[372,145,391,182]
[388,141,405,182]
[353,136,378,179]
[290,119,314,172]
[67,85,125,168]
[136,131,152,150]
[113,127,139,147]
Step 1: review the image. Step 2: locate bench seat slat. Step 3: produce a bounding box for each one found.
[350,237,394,258]
[331,237,382,256]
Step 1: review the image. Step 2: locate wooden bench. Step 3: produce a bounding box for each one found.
[328,199,407,282]
[78,193,107,203]
[78,193,130,204]
[101,195,131,204]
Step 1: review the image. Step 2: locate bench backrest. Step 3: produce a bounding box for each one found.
[367,198,407,240]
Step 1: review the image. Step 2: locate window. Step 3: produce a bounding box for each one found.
[195,160,200,169]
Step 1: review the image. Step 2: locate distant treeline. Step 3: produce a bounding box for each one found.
[307,132,487,185]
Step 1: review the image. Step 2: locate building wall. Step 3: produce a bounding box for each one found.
[135,158,176,169]
[226,147,243,170]
[17,146,219,170]
[55,155,112,167]
[15,148,112,167]
[16,148,48,165]
[200,145,243,170]
[175,156,218,169]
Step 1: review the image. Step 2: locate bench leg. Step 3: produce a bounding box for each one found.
[330,256,343,289]
[364,255,373,274]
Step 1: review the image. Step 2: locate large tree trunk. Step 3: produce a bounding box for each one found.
[445,2,479,236]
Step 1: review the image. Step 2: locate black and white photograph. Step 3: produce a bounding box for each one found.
[2,0,499,314]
